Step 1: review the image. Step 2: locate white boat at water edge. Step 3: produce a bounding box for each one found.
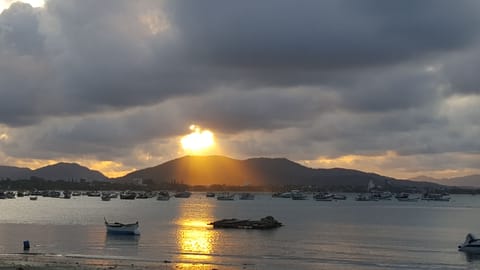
[104,218,140,235]
[459,233,480,253]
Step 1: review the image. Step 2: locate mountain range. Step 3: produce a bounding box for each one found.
[410,175,480,188]
[115,155,442,189]
[0,155,476,189]
[0,162,108,182]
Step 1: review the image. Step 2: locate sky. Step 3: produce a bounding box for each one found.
[0,0,479,179]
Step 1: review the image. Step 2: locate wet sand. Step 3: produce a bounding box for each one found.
[0,253,248,270]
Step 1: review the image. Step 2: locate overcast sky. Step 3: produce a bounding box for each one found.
[0,0,479,179]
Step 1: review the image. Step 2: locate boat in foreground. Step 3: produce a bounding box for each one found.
[104,218,140,235]
[459,233,480,253]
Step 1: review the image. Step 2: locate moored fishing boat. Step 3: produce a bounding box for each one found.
[239,193,255,200]
[156,191,170,201]
[174,191,192,198]
[217,193,235,200]
[104,218,140,235]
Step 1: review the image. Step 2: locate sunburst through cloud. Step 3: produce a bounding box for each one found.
[180,125,215,155]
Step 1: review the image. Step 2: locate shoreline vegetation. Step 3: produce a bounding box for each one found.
[0,253,249,270]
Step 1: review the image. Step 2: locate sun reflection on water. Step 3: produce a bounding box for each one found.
[176,200,218,262]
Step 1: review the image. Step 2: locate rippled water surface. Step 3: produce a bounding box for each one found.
[1,193,480,269]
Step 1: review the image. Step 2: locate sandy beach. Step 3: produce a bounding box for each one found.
[0,253,249,270]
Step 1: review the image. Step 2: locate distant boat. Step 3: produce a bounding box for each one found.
[206,192,215,198]
[120,191,136,200]
[422,193,450,201]
[101,193,111,201]
[104,218,140,235]
[217,192,235,201]
[291,190,308,200]
[395,193,420,202]
[157,191,170,201]
[333,194,347,200]
[313,193,334,201]
[174,191,192,198]
[63,190,72,199]
[86,191,101,197]
[72,191,81,196]
[217,193,235,201]
[239,193,255,200]
[29,196,38,200]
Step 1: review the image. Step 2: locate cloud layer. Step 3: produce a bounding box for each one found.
[0,0,479,178]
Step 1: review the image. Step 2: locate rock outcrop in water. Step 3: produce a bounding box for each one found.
[209,216,283,230]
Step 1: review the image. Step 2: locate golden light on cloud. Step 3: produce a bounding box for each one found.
[181,125,215,154]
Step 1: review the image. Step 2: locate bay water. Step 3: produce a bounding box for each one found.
[1,193,480,269]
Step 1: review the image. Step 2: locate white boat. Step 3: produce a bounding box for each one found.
[291,191,308,200]
[104,218,140,235]
[313,193,334,201]
[459,233,480,252]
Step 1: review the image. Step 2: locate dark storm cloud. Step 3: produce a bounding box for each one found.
[0,0,480,174]
[167,0,480,70]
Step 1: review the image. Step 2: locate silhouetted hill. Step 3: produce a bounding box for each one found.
[0,163,108,181]
[0,165,32,180]
[32,162,108,181]
[412,174,480,187]
[117,155,442,189]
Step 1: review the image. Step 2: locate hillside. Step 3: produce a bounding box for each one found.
[0,162,108,182]
[117,155,441,189]
[0,165,32,180]
[412,174,480,187]
[32,162,108,181]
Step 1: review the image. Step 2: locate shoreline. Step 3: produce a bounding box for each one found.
[0,253,250,270]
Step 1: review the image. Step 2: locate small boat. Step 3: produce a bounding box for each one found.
[210,216,282,230]
[120,191,137,200]
[86,191,101,197]
[157,191,170,201]
[101,193,111,201]
[104,218,140,235]
[217,193,235,201]
[174,191,192,198]
[333,194,347,200]
[314,193,334,201]
[459,233,480,253]
[239,193,255,200]
[72,191,81,196]
[422,193,450,201]
[396,193,420,202]
[291,191,308,200]
[63,190,72,199]
[206,192,215,198]
[29,196,38,200]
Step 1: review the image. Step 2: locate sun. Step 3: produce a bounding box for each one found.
[181,125,215,154]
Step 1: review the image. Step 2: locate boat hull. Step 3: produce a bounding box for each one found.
[105,220,140,235]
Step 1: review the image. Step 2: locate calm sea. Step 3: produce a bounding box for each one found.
[1,193,480,269]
